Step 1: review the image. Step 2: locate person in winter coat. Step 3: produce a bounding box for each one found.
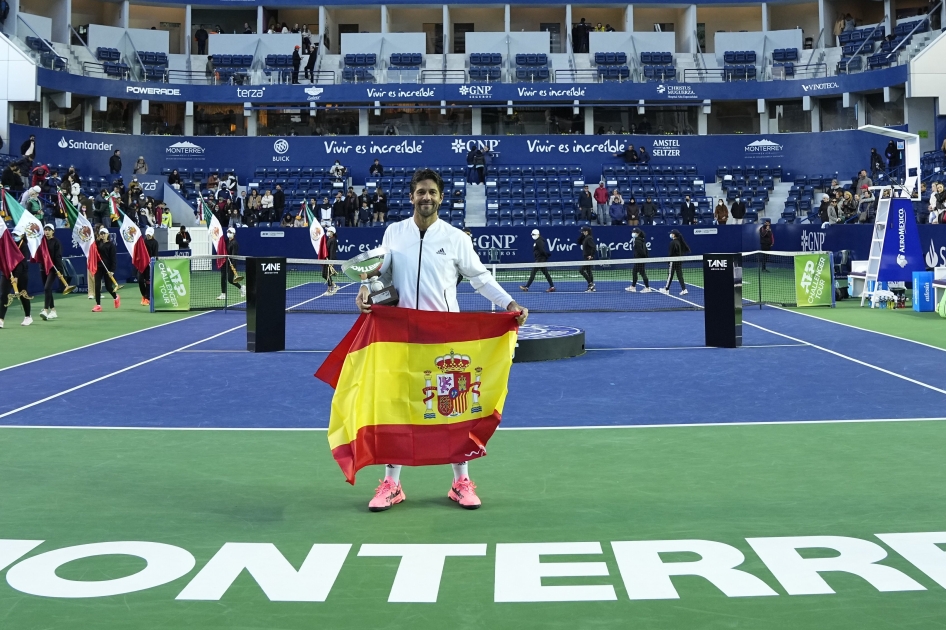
[592,182,609,224]
[714,199,729,225]
[640,196,658,225]
[818,194,831,224]
[609,189,626,225]
[660,229,691,295]
[39,224,67,321]
[20,135,36,164]
[260,189,274,222]
[577,226,596,292]
[759,219,774,271]
[331,191,346,227]
[519,228,555,292]
[291,45,302,84]
[108,150,122,175]
[626,197,640,226]
[272,184,286,222]
[730,196,747,225]
[133,156,148,174]
[625,227,652,292]
[680,195,698,225]
[885,140,901,173]
[373,188,388,225]
[869,148,885,179]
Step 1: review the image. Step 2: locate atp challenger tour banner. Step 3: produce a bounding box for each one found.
[151,258,190,311]
[793,253,833,307]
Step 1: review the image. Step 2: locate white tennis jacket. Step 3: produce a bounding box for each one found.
[379,217,512,312]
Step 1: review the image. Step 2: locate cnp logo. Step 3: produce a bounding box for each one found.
[262,263,282,272]
[708,259,728,269]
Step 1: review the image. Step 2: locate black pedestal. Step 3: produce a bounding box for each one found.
[703,253,743,348]
[247,257,286,352]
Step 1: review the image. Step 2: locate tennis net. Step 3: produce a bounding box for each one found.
[153,251,822,313]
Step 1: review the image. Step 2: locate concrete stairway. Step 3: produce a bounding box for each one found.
[464,183,487,227]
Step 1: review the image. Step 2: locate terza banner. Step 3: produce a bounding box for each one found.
[12,125,901,192]
[36,65,907,105]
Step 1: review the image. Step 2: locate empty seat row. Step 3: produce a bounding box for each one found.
[138,51,168,66]
[390,52,422,67]
[640,51,673,65]
[724,65,757,80]
[643,65,674,81]
[771,48,798,62]
[598,66,630,80]
[264,54,294,67]
[26,36,54,52]
[342,68,375,82]
[772,62,795,77]
[515,53,548,66]
[895,19,928,36]
[842,42,873,56]
[837,56,863,72]
[470,52,502,66]
[213,54,252,68]
[838,27,885,45]
[516,67,550,81]
[868,54,894,69]
[40,51,67,70]
[103,62,130,77]
[716,165,783,179]
[488,165,583,177]
[469,66,501,81]
[343,53,377,66]
[723,50,757,64]
[142,65,167,80]
[594,52,628,66]
[96,47,121,61]
[604,165,699,177]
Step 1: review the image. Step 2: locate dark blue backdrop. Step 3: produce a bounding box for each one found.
[11,125,898,189]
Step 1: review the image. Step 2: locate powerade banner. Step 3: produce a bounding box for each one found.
[793,253,833,307]
[35,65,907,105]
[12,125,903,194]
[151,258,190,311]
[877,197,924,284]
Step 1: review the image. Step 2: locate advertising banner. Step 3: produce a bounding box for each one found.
[152,258,190,311]
[794,253,833,307]
[912,271,934,312]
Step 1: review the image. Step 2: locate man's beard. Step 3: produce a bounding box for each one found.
[415,200,440,218]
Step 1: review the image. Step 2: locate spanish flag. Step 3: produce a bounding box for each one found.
[315,306,519,484]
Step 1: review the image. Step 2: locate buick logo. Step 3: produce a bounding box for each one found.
[273,139,289,154]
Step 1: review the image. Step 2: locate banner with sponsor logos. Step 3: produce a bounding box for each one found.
[151,257,191,311]
[793,253,833,307]
[36,65,906,105]
[13,125,902,194]
[878,197,925,284]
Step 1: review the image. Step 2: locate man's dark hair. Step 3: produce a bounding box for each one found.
[410,168,444,195]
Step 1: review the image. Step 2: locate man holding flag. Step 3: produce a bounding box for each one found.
[0,224,30,328]
[91,227,120,312]
[117,211,153,305]
[320,168,528,512]
[217,227,245,300]
[138,227,159,306]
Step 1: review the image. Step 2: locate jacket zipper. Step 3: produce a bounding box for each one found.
[415,229,425,307]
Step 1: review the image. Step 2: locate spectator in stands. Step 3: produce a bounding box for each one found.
[941,137,946,157]
[280,22,290,34]
[818,194,831,223]
[373,188,387,225]
[885,141,901,174]
[843,14,855,32]
[206,172,219,191]
[291,46,302,84]
[245,189,260,225]
[840,190,858,220]
[280,211,294,228]
[304,45,318,81]
[231,190,245,228]
[133,156,148,175]
[93,189,110,227]
[272,184,286,221]
[626,196,640,226]
[176,226,192,250]
[67,178,80,209]
[358,199,372,227]
[107,150,122,176]
[319,195,333,227]
[358,187,372,214]
[260,189,274,222]
[680,195,698,225]
[345,188,358,227]
[638,147,650,164]
[28,109,39,127]
[2,162,20,190]
[369,159,384,177]
[929,182,945,224]
[714,199,729,225]
[24,187,42,218]
[167,169,181,189]
[825,197,842,224]
[854,169,872,192]
[829,178,843,197]
[869,148,885,179]
[46,169,60,194]
[606,24,616,32]
[19,135,36,165]
[759,220,774,271]
[332,191,346,228]
[641,196,657,225]
[729,196,746,225]
[595,22,604,32]
[579,184,596,223]
[195,27,208,55]
[330,160,346,181]
[243,23,253,34]
[302,25,312,51]
[609,189,626,225]
[205,55,215,83]
[614,145,639,163]
[30,163,48,189]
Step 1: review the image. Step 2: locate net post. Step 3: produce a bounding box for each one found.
[149,258,154,313]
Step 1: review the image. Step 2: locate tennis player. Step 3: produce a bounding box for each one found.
[355,168,528,512]
[92,227,119,312]
[0,230,32,328]
[39,224,66,320]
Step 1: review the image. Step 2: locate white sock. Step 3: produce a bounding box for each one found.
[452,462,468,481]
[384,464,401,484]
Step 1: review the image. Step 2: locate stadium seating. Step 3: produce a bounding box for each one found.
[771,48,798,62]
[211,54,252,84]
[724,65,757,81]
[639,51,674,82]
[723,50,758,65]
[389,53,422,68]
[837,56,863,73]
[838,26,886,46]
[514,53,550,82]
[103,62,131,78]
[594,52,631,81]
[342,53,377,83]
[26,36,55,53]
[96,47,121,61]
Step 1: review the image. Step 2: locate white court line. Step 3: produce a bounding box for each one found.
[1,416,945,432]
[178,349,330,353]
[769,304,946,355]
[586,344,805,351]
[0,324,247,420]
[743,321,946,396]
[0,311,212,374]
[287,281,357,312]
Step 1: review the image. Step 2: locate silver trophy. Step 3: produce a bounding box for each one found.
[341,246,399,306]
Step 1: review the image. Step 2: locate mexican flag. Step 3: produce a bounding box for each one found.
[10,197,53,273]
[60,193,96,259]
[109,194,121,224]
[0,214,26,277]
[201,194,227,269]
[119,213,151,273]
[306,204,328,259]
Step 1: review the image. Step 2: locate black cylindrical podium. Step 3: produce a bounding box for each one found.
[247,257,286,352]
[703,254,743,348]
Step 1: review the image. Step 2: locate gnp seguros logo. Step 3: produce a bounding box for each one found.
[57,137,113,151]
[452,139,501,154]
[458,84,493,99]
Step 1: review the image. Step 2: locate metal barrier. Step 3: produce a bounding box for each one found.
[553,68,600,83]
[420,69,467,84]
[771,62,828,80]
